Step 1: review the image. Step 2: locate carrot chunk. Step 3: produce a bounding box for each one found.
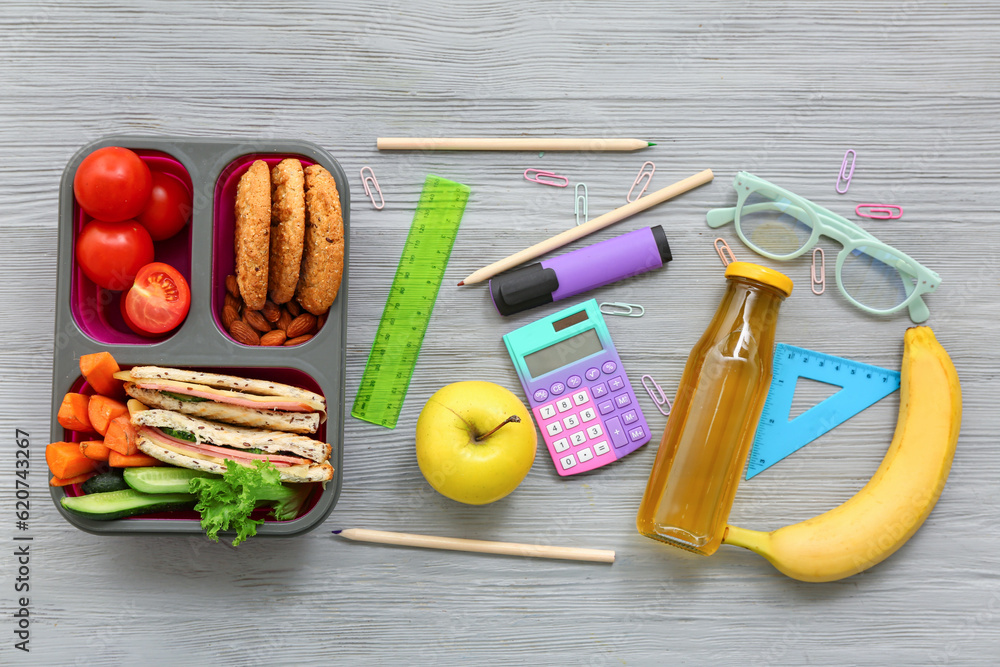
[50,471,97,487]
[79,352,124,399]
[104,415,138,456]
[57,393,94,432]
[80,440,112,462]
[87,395,129,436]
[108,451,162,467]
[46,441,100,479]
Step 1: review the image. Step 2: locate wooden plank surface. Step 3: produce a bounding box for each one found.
[1,1,999,664]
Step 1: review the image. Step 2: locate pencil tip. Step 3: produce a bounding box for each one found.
[647,142,657,147]
[457,281,465,286]
[331,530,342,535]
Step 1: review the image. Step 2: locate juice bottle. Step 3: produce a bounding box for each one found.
[636,262,792,556]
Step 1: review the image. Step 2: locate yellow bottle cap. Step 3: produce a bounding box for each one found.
[724,261,793,297]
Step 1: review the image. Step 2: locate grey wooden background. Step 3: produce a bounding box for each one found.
[2,1,998,665]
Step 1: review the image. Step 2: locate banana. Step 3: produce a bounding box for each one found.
[722,326,962,582]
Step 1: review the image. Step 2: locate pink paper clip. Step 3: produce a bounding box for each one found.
[855,203,903,220]
[360,166,385,210]
[811,247,826,295]
[627,161,656,202]
[715,237,737,266]
[836,149,856,194]
[523,168,569,188]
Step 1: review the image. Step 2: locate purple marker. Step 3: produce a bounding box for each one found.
[489,225,671,316]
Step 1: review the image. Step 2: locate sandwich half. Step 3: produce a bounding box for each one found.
[132,409,334,483]
[114,366,325,434]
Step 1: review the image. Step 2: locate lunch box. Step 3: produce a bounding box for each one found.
[50,135,349,538]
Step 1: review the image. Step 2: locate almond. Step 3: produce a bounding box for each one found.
[286,313,316,339]
[225,292,242,313]
[243,309,271,333]
[286,299,301,317]
[222,304,240,330]
[316,312,327,331]
[260,330,287,346]
[225,274,240,299]
[262,300,281,323]
[276,309,293,332]
[284,334,313,346]
[229,319,260,346]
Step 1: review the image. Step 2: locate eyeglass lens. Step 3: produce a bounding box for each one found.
[841,246,917,311]
[738,191,813,257]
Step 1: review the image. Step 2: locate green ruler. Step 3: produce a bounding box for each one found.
[351,175,470,428]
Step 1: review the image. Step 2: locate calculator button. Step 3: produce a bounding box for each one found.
[598,400,614,415]
[570,431,586,446]
[552,437,570,453]
[560,454,577,470]
[614,393,632,409]
[608,375,625,392]
[593,441,611,456]
[563,414,580,430]
[606,417,628,448]
[621,409,638,425]
[556,397,573,413]
[591,382,608,398]
[586,423,604,439]
[628,425,647,442]
[546,421,564,437]
[602,361,617,374]
[566,375,582,389]
[585,367,601,381]
[572,390,589,406]
[549,381,566,395]
[533,389,549,403]
[577,447,594,463]
[539,405,556,420]
[580,407,597,422]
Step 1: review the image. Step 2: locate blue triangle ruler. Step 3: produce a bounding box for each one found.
[745,343,901,480]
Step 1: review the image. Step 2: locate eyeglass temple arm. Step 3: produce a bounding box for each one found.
[706,207,737,228]
[902,278,930,323]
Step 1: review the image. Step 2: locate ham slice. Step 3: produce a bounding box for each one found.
[132,382,314,413]
[139,427,311,468]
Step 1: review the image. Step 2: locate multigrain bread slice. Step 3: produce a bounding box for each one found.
[295,164,345,315]
[234,159,271,310]
[268,159,306,305]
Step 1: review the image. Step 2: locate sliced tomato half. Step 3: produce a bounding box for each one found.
[124,262,191,335]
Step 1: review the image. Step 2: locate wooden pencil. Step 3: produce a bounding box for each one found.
[459,168,714,286]
[334,528,615,564]
[376,137,654,152]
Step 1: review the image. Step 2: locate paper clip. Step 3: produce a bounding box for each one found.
[360,166,385,210]
[836,149,856,194]
[524,168,569,188]
[627,161,656,202]
[574,183,588,225]
[641,375,672,417]
[855,203,903,220]
[811,247,826,295]
[600,302,644,317]
[715,238,737,266]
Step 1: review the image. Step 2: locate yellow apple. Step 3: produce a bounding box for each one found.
[416,381,537,505]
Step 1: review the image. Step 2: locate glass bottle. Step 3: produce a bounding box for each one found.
[636,262,792,556]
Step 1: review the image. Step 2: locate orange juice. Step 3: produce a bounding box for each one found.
[636,262,791,555]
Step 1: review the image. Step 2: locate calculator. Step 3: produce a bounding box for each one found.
[502,299,651,476]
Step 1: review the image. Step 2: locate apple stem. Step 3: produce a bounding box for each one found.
[475,415,521,442]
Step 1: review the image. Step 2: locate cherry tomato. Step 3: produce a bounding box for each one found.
[76,219,155,291]
[124,262,191,334]
[137,171,192,241]
[119,293,160,338]
[73,147,153,222]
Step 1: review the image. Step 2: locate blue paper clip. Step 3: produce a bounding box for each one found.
[574,183,588,225]
[524,168,569,188]
[836,149,856,194]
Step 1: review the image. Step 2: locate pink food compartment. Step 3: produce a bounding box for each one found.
[212,153,323,347]
[58,366,327,522]
[70,150,194,345]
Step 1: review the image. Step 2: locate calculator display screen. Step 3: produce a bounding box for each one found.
[524,328,603,378]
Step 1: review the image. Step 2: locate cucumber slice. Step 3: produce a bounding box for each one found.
[60,489,195,521]
[124,467,219,494]
[81,470,129,495]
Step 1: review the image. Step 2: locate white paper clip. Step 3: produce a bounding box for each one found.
[599,302,644,317]
[715,238,737,266]
[627,161,656,202]
[836,149,856,194]
[360,166,385,210]
[811,247,826,295]
[641,375,672,417]
[574,183,588,226]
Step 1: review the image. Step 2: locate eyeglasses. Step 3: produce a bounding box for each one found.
[706,171,940,323]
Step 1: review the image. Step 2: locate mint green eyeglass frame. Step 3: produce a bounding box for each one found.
[706,171,940,323]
